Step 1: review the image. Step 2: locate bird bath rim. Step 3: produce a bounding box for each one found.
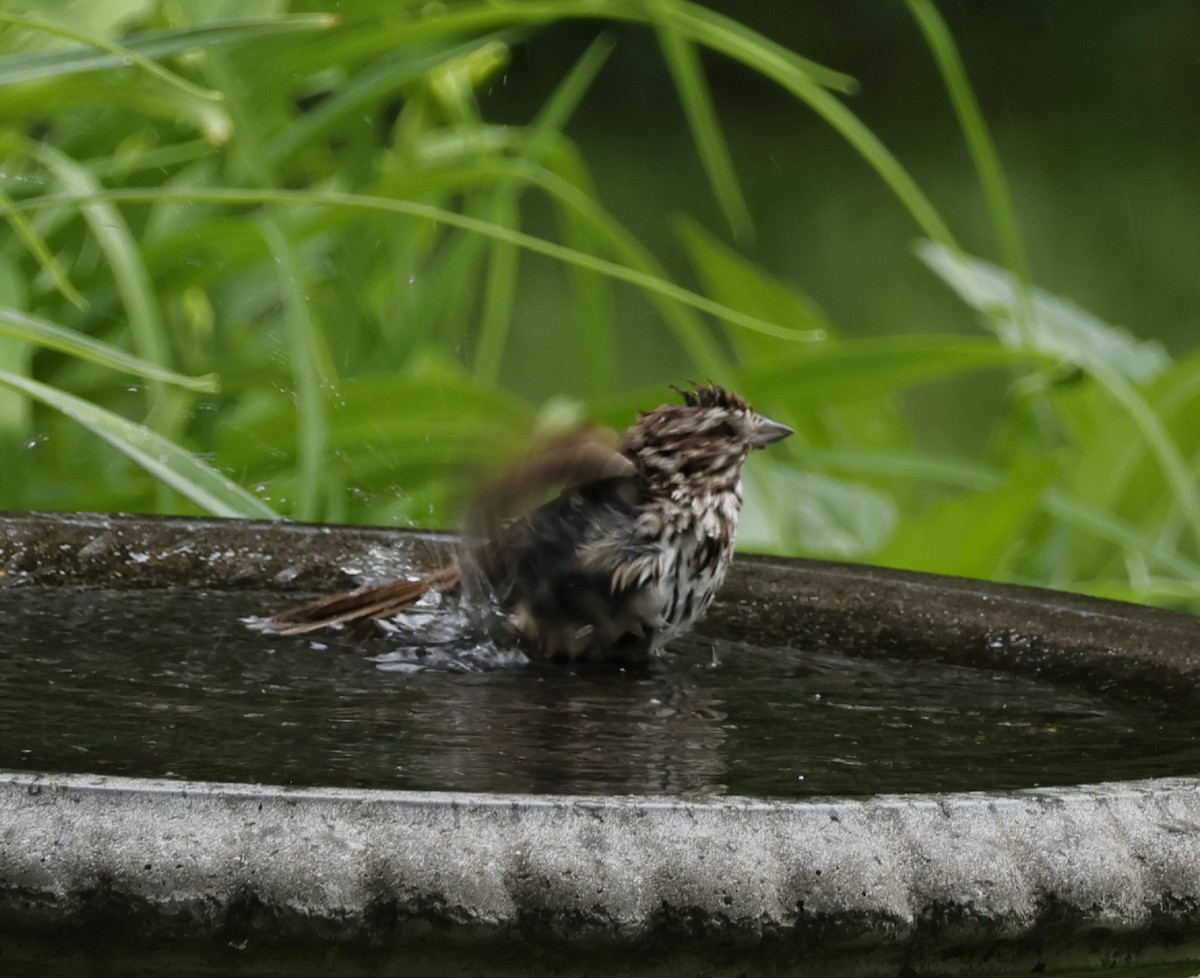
[2,510,1200,978]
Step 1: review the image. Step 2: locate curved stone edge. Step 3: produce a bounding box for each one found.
[5,771,1200,976]
[0,510,455,591]
[5,512,1200,972]
[4,511,1200,693]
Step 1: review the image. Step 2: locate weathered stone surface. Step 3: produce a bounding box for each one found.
[5,772,1200,976]
[2,512,1200,976]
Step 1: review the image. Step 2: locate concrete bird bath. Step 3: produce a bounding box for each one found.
[2,511,1200,977]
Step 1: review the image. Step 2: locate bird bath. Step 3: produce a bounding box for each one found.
[3,511,1200,977]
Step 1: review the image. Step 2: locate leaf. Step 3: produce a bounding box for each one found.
[1075,578,1200,610]
[215,358,535,485]
[917,240,1169,381]
[652,0,752,242]
[0,306,217,391]
[0,187,86,309]
[740,459,897,559]
[0,15,335,86]
[33,145,174,383]
[906,0,1029,289]
[676,215,832,364]
[0,369,277,518]
[1053,351,1200,566]
[260,218,330,521]
[806,444,1200,580]
[920,240,1199,553]
[624,0,955,245]
[263,36,500,167]
[0,260,33,505]
[873,458,1054,578]
[659,1,857,94]
[740,334,1051,401]
[1040,487,1200,582]
[0,183,760,376]
[0,11,224,102]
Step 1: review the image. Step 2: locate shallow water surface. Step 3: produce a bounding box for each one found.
[3,585,1199,797]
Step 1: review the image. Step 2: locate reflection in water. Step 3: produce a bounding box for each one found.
[394,662,728,797]
[3,585,1199,797]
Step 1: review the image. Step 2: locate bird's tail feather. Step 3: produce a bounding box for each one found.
[263,564,460,636]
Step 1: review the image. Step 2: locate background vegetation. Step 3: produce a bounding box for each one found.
[2,0,1198,611]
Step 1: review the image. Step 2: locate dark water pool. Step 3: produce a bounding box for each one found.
[3,585,1199,798]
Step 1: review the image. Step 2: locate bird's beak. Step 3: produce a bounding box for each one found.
[751,415,794,449]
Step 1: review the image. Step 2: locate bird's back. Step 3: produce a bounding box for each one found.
[482,473,666,660]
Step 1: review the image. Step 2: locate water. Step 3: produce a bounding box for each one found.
[3,584,1200,798]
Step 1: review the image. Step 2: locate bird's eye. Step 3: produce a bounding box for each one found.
[715,420,738,438]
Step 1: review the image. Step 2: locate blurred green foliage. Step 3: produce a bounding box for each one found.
[0,0,1197,610]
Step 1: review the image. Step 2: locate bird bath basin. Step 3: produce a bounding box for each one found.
[3,511,1200,977]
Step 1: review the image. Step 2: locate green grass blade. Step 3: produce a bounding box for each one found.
[1078,578,1200,606]
[0,306,217,392]
[740,335,1053,400]
[260,219,331,521]
[31,145,175,415]
[797,82,956,249]
[663,1,857,93]
[801,446,998,490]
[918,241,1169,381]
[2,185,819,356]
[905,0,1032,335]
[808,445,1200,580]
[652,0,753,242]
[546,143,617,397]
[264,37,497,167]
[382,148,738,373]
[204,44,328,518]
[602,0,950,245]
[525,39,617,395]
[366,2,951,242]
[1091,364,1200,556]
[1040,487,1200,582]
[335,2,856,94]
[473,36,614,384]
[677,215,832,357]
[874,458,1053,578]
[473,194,521,384]
[0,11,223,101]
[0,258,30,507]
[0,14,336,86]
[525,35,615,143]
[31,143,188,510]
[0,368,277,518]
[0,188,86,310]
[89,140,218,182]
[628,0,952,245]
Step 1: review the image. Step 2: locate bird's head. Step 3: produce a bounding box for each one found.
[622,383,792,494]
